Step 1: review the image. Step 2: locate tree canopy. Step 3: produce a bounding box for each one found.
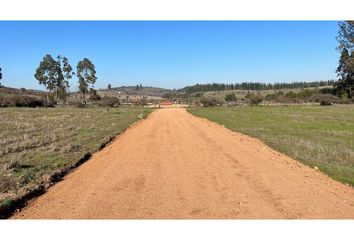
[34,54,61,93]
[336,21,354,98]
[34,54,74,101]
[337,21,354,52]
[77,58,97,104]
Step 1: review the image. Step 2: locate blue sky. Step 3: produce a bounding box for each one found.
[0,21,340,90]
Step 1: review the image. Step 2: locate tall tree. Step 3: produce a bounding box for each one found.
[35,54,74,101]
[0,67,2,87]
[108,83,112,91]
[346,51,354,98]
[337,21,354,52]
[77,58,97,104]
[336,21,354,98]
[337,48,350,80]
[35,54,61,100]
[57,55,74,102]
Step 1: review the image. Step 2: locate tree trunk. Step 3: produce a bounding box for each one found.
[46,93,49,108]
[81,92,86,104]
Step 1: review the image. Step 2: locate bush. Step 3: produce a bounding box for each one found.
[137,97,148,106]
[225,93,237,102]
[245,93,263,105]
[265,90,319,104]
[311,94,339,106]
[200,95,224,107]
[89,88,101,101]
[320,87,337,95]
[89,94,101,101]
[0,175,16,193]
[0,95,50,107]
[100,96,120,107]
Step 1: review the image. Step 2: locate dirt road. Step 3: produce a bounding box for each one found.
[13,108,354,219]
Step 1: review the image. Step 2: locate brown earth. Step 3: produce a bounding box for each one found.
[12,108,354,219]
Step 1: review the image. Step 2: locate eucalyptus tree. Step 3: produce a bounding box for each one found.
[337,21,354,52]
[77,58,97,104]
[0,67,2,87]
[35,54,61,100]
[336,21,354,98]
[35,54,74,101]
[57,55,74,102]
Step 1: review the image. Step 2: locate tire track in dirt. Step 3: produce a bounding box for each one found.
[12,108,354,219]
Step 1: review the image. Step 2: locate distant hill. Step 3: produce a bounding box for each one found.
[0,86,53,107]
[99,86,172,97]
[0,86,47,98]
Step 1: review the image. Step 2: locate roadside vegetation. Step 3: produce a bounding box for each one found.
[0,107,151,208]
[188,105,354,186]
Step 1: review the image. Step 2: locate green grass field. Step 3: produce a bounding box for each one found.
[188,105,354,186]
[0,107,151,206]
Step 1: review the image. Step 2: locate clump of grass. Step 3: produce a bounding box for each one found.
[188,105,354,185]
[7,159,22,170]
[0,197,14,209]
[60,144,81,154]
[0,176,16,193]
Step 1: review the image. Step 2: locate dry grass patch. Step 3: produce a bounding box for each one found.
[0,107,151,206]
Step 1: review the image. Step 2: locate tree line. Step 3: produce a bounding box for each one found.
[181,80,336,93]
[34,54,97,104]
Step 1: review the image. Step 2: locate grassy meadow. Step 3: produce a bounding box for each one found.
[188,105,354,186]
[0,107,151,206]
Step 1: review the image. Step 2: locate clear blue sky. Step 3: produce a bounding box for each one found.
[0,21,340,90]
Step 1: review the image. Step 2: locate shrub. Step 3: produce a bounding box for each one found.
[89,93,101,101]
[200,95,224,107]
[138,97,148,106]
[225,93,237,102]
[89,88,101,101]
[100,96,120,107]
[265,93,277,101]
[311,94,339,106]
[320,87,337,95]
[0,175,16,193]
[0,95,50,108]
[245,93,263,105]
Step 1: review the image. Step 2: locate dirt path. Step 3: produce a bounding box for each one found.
[13,108,354,219]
